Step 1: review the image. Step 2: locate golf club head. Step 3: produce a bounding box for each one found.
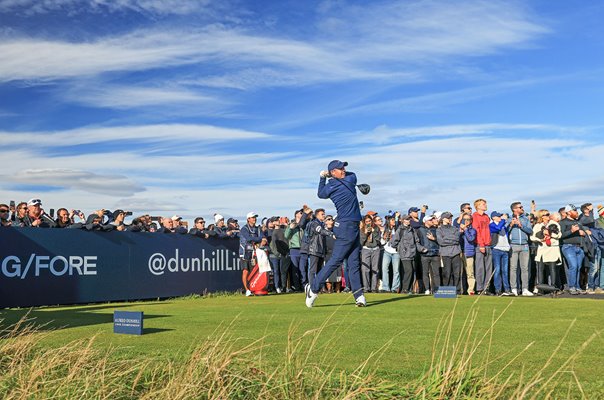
[357,183,370,195]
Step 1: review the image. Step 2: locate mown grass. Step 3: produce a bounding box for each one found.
[1,294,603,398]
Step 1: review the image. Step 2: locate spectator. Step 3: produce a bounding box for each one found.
[454,203,473,228]
[417,214,440,294]
[392,214,420,294]
[189,217,212,238]
[436,212,462,294]
[381,215,401,293]
[109,209,127,231]
[23,198,56,228]
[0,204,11,226]
[268,216,290,294]
[596,205,604,229]
[284,209,305,292]
[55,208,73,228]
[360,213,381,292]
[157,217,186,234]
[560,204,590,295]
[472,198,492,295]
[226,218,240,238]
[409,206,427,229]
[579,203,595,228]
[84,212,104,231]
[323,215,342,293]
[489,211,511,296]
[12,201,28,226]
[459,212,477,295]
[507,201,534,296]
[305,208,334,290]
[530,209,562,292]
[213,215,229,237]
[298,206,313,287]
[239,211,265,296]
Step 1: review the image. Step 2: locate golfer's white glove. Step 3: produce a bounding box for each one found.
[320,170,330,178]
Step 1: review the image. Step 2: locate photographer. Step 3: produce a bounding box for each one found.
[530,210,561,292]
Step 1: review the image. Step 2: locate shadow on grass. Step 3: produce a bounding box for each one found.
[313,293,417,308]
[0,302,170,332]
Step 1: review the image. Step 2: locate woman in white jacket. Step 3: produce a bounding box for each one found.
[530,210,562,291]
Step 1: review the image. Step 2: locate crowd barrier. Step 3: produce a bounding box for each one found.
[0,228,242,308]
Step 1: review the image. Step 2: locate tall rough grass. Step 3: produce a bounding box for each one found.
[0,300,598,399]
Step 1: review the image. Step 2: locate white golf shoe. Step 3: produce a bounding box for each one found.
[305,284,318,308]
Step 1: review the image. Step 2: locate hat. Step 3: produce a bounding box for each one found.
[327,160,348,171]
[227,217,237,224]
[433,211,443,220]
[27,198,42,206]
[171,215,182,221]
[423,215,435,222]
[366,210,378,216]
[400,214,411,220]
[490,211,502,218]
[214,213,224,223]
[408,207,420,214]
[441,212,453,220]
[598,204,604,216]
[113,209,125,219]
[247,211,258,219]
[564,204,577,212]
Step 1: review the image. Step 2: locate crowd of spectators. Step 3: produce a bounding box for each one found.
[2,197,604,297]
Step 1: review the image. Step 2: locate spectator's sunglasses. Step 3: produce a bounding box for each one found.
[0,208,8,213]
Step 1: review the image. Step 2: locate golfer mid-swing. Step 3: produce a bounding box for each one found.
[305,160,366,308]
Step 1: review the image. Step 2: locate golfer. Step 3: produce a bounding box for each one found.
[305,160,366,307]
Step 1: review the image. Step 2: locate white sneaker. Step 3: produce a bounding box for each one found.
[245,289,253,297]
[424,290,431,295]
[533,287,539,294]
[305,284,318,308]
[522,289,534,297]
[276,288,282,294]
[511,289,518,296]
[355,295,367,307]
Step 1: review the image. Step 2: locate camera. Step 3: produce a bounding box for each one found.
[125,211,133,216]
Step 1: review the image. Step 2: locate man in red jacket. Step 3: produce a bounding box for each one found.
[472,198,493,295]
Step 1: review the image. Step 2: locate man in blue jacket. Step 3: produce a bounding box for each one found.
[506,202,533,296]
[306,160,365,307]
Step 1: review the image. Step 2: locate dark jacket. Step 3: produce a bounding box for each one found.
[189,227,216,238]
[392,225,420,260]
[239,223,264,259]
[360,226,380,248]
[22,213,56,228]
[304,219,335,257]
[559,218,586,246]
[461,227,477,257]
[417,226,439,256]
[269,227,289,257]
[436,224,461,257]
[317,172,361,222]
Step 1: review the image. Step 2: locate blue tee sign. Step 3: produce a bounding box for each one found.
[114,311,143,335]
[434,286,457,299]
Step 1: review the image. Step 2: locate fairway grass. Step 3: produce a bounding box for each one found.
[1,293,603,398]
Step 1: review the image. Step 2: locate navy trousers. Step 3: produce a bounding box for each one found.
[311,221,363,300]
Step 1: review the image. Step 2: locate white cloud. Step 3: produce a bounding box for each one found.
[5,168,144,196]
[0,0,215,16]
[0,123,270,147]
[0,1,549,89]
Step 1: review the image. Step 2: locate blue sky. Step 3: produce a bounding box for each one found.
[1,0,604,221]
